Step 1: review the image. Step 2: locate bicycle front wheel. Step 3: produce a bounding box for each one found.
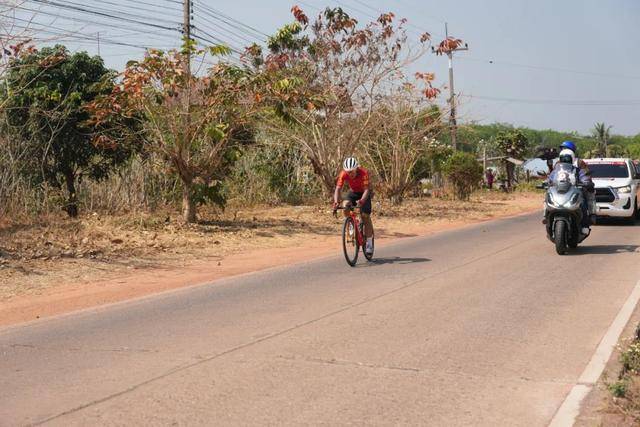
[342,216,359,267]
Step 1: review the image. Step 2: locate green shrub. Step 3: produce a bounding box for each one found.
[444,152,483,200]
[226,142,322,205]
[609,380,627,398]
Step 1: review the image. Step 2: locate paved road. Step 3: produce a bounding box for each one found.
[2,213,640,426]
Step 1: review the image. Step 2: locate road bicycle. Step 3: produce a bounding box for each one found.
[334,205,374,267]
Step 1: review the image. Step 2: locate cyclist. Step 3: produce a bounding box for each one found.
[333,157,374,255]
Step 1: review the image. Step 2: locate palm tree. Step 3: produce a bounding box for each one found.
[592,122,612,157]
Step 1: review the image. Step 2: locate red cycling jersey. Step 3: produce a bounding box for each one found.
[336,167,370,193]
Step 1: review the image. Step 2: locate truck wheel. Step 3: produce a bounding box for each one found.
[628,199,638,224]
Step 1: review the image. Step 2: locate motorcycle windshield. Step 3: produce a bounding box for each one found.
[552,163,576,192]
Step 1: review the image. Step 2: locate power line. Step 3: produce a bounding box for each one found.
[82,0,181,20]
[191,8,259,46]
[195,2,269,39]
[461,94,640,106]
[14,4,182,38]
[347,0,444,39]
[458,56,640,81]
[26,0,182,32]
[7,20,172,50]
[58,0,181,24]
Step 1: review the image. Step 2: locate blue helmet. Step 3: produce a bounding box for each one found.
[560,140,577,152]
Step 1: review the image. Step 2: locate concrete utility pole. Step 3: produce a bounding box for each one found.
[438,23,468,151]
[183,0,192,77]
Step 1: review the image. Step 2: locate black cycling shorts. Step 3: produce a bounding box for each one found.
[346,191,372,215]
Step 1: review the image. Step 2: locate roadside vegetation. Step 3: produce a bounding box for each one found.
[604,326,640,423]
[1,5,639,272]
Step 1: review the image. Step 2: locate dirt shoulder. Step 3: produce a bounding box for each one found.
[0,191,541,327]
[575,304,640,426]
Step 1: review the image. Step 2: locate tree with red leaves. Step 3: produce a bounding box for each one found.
[248,6,440,196]
[88,44,259,222]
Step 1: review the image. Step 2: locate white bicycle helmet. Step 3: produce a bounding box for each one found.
[343,157,358,172]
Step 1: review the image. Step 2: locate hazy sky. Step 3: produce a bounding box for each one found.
[10,0,640,135]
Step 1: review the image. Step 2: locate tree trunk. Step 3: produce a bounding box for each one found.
[308,156,335,198]
[64,171,78,218]
[390,192,404,206]
[182,181,196,223]
[505,161,515,191]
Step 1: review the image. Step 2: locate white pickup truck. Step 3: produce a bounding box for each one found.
[583,158,640,223]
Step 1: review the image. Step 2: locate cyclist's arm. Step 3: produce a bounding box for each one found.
[359,188,370,204]
[358,172,371,205]
[333,185,342,206]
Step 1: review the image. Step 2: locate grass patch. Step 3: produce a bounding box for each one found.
[605,326,640,422]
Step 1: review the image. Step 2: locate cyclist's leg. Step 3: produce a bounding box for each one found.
[360,193,373,238]
[343,192,359,217]
[341,192,356,217]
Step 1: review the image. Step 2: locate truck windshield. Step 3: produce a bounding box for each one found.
[587,163,629,178]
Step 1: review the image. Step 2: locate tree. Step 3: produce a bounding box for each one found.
[444,151,483,200]
[251,6,436,196]
[495,129,528,189]
[607,144,629,158]
[590,122,612,157]
[89,44,258,222]
[1,45,135,217]
[363,101,444,204]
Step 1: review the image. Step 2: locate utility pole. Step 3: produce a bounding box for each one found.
[182,0,191,77]
[434,23,468,151]
[96,31,100,57]
[481,139,487,171]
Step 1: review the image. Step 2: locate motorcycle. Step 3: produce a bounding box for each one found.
[539,163,591,255]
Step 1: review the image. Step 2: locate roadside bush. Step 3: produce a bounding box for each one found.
[226,142,322,205]
[604,329,640,422]
[444,152,483,200]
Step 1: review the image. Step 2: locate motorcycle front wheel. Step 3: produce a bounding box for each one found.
[554,220,568,255]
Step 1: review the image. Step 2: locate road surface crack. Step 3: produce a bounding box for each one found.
[7,343,158,354]
[276,354,574,386]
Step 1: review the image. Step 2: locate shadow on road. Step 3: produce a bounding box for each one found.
[368,256,431,265]
[573,245,640,255]
[595,217,640,227]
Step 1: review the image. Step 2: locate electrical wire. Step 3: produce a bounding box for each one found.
[191,10,258,46]
[26,0,182,31]
[461,94,640,106]
[195,1,269,39]
[458,56,640,81]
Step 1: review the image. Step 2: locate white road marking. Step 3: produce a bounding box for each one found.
[550,279,640,426]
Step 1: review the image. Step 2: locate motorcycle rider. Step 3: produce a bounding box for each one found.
[547,148,594,235]
[559,140,596,222]
[560,140,589,173]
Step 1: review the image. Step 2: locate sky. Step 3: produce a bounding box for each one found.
[6,0,640,135]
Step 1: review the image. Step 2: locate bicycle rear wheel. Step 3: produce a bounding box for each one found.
[342,216,359,267]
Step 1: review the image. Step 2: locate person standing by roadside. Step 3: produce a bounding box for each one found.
[485,168,495,189]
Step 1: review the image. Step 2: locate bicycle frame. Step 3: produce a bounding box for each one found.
[335,206,366,247]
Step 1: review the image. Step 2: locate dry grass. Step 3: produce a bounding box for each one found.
[600,332,640,425]
[0,190,541,301]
